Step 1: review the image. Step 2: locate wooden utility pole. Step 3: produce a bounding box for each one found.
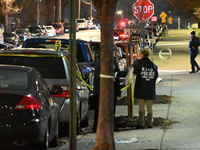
[55,0,61,22]
[36,0,40,25]
[125,44,133,117]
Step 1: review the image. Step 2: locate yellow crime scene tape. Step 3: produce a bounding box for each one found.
[76,73,94,91]
[120,77,134,109]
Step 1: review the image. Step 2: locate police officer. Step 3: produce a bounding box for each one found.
[132,48,158,129]
[188,31,200,73]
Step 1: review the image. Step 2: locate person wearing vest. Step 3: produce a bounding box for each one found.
[132,48,158,129]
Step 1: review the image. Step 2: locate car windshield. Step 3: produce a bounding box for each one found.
[28,27,40,33]
[15,30,25,34]
[0,69,28,90]
[46,26,53,30]
[24,41,70,50]
[0,56,66,79]
[52,24,61,28]
[3,33,14,37]
[23,41,85,62]
[77,20,85,23]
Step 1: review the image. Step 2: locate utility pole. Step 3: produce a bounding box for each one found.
[89,0,92,20]
[55,0,61,22]
[36,0,41,25]
[69,0,77,149]
[77,0,81,19]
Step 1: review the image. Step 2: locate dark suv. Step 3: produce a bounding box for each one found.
[0,48,90,133]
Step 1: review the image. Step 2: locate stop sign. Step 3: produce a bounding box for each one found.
[132,0,154,22]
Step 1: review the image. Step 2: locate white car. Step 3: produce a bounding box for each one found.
[44,25,56,37]
[76,18,88,30]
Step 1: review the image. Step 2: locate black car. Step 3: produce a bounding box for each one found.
[0,65,62,149]
[28,26,44,37]
[15,28,31,42]
[63,21,79,33]
[3,32,19,45]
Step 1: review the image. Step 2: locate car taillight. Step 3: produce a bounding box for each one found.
[52,85,70,98]
[14,95,42,110]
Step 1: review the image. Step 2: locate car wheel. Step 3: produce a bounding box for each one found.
[49,121,58,147]
[38,126,49,150]
[80,113,89,128]
[77,114,81,134]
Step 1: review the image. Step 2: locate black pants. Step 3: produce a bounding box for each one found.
[190,51,199,72]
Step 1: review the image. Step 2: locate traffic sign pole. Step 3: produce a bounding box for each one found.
[132,0,154,48]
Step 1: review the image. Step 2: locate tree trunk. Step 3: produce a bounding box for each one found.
[92,1,118,150]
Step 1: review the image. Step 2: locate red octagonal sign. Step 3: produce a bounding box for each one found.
[132,0,154,22]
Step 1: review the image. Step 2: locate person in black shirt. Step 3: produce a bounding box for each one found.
[188,31,200,73]
[132,49,158,129]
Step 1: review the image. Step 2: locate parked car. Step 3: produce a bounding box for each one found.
[28,26,44,37]
[44,25,56,37]
[76,18,88,30]
[86,19,95,29]
[0,48,90,134]
[0,42,16,50]
[0,64,62,149]
[15,28,31,42]
[3,32,19,45]
[22,38,96,92]
[63,21,79,33]
[52,22,64,35]
[41,26,49,37]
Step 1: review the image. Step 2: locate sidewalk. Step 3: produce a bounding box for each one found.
[58,70,200,150]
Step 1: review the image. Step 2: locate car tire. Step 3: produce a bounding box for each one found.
[81,114,89,128]
[58,123,69,137]
[77,114,81,134]
[49,121,58,147]
[38,125,49,150]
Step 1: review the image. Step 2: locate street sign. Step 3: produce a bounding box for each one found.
[159,11,167,18]
[168,17,173,24]
[132,0,154,22]
[160,11,167,23]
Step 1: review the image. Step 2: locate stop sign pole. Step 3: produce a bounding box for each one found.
[132,0,154,48]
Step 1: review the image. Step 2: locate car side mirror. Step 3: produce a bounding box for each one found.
[50,86,63,95]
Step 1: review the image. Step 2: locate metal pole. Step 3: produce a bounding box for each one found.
[55,0,62,22]
[69,0,77,149]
